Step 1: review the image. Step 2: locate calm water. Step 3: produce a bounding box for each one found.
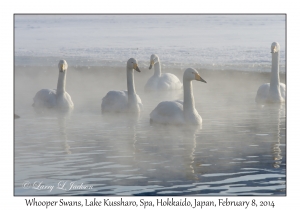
[14,66,286,196]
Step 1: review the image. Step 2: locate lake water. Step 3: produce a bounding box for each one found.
[14,65,286,196]
[14,15,286,196]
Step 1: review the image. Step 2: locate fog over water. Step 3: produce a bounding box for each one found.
[14,15,286,195]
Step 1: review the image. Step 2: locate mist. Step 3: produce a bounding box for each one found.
[14,15,286,196]
[15,62,286,195]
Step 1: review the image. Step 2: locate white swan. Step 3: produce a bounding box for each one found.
[145,54,182,91]
[150,68,206,125]
[33,60,74,111]
[255,42,286,104]
[101,58,143,113]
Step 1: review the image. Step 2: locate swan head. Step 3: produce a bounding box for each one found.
[127,58,140,72]
[183,68,207,83]
[271,42,280,53]
[149,54,159,69]
[58,60,68,72]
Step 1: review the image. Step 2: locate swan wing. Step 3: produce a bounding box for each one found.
[101,90,128,113]
[157,73,182,90]
[150,100,184,124]
[255,83,270,104]
[65,92,74,107]
[135,93,143,110]
[124,91,143,111]
[33,89,57,108]
[280,83,286,99]
[56,92,74,109]
[145,76,158,91]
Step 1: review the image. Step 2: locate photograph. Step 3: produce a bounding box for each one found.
[14,14,286,197]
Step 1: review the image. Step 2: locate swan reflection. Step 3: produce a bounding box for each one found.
[256,103,285,168]
[133,124,202,182]
[57,115,71,155]
[272,104,285,168]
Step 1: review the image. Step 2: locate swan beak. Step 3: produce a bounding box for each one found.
[271,46,278,53]
[60,64,66,72]
[195,74,207,83]
[149,60,154,69]
[133,63,141,72]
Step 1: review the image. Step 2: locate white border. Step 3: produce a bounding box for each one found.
[3,0,299,209]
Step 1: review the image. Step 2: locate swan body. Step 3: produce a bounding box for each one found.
[101,58,143,113]
[150,68,206,125]
[256,42,286,104]
[33,60,74,111]
[145,54,182,91]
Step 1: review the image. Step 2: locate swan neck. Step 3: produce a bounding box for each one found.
[153,62,161,77]
[127,67,139,111]
[183,80,195,113]
[270,52,280,86]
[268,52,281,101]
[56,71,66,96]
[127,67,136,96]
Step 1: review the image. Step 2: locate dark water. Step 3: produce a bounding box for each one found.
[14,66,286,196]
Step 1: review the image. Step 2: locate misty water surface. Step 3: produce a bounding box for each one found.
[14,65,286,195]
